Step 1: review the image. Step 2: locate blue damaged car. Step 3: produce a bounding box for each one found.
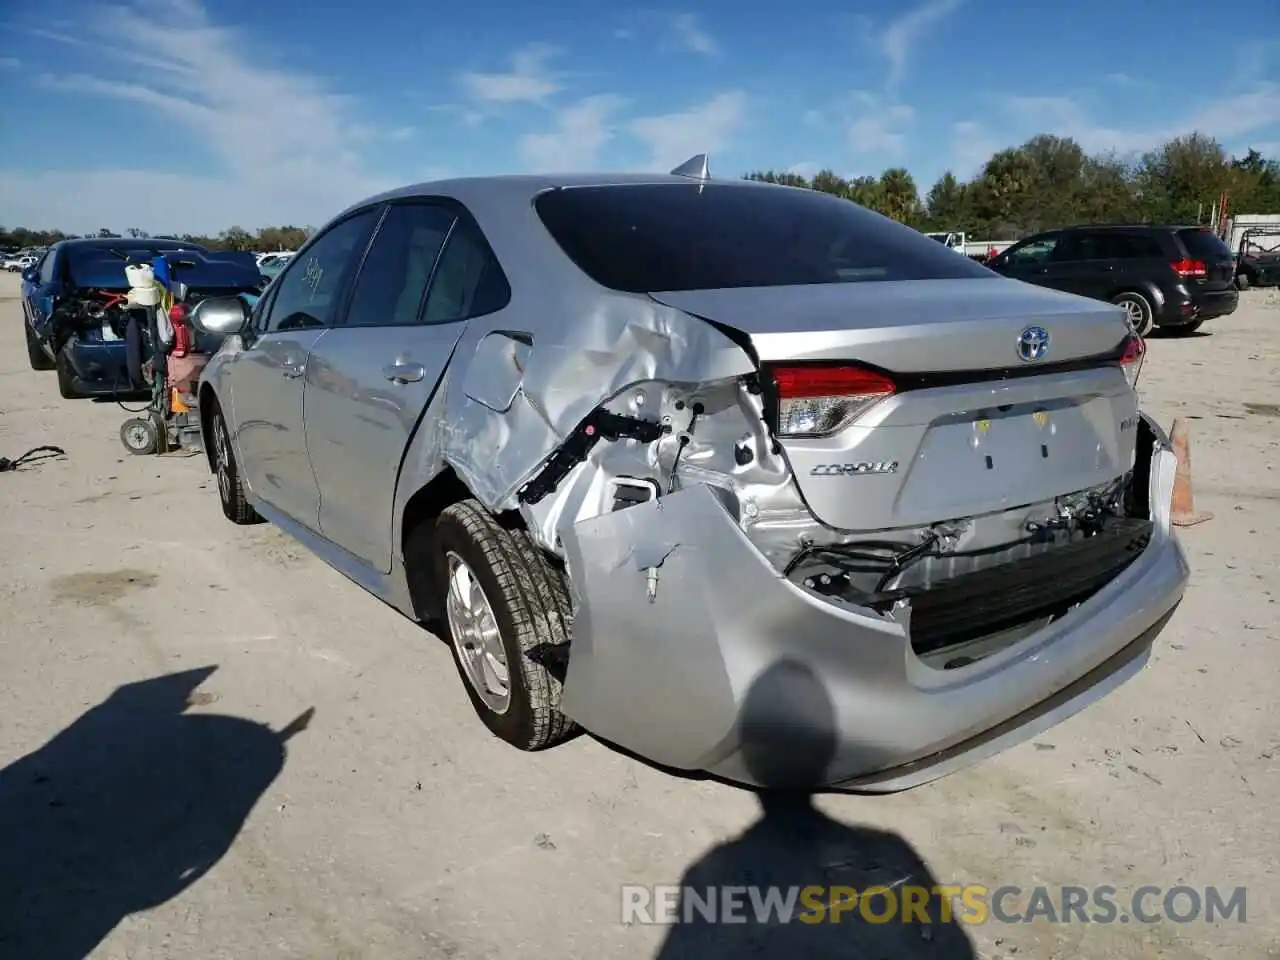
[21,237,265,399]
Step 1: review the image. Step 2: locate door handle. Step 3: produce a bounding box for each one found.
[383,362,426,384]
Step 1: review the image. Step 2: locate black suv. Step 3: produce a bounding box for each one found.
[987,224,1238,336]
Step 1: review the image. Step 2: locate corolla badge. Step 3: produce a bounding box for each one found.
[1016,325,1050,362]
[810,461,899,477]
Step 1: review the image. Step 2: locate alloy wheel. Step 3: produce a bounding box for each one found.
[444,551,511,715]
[213,416,232,503]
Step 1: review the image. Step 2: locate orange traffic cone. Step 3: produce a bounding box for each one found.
[1169,418,1212,527]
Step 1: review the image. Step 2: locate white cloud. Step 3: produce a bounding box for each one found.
[1102,72,1153,89]
[949,119,1003,177]
[848,102,914,155]
[669,14,720,57]
[518,95,628,172]
[788,161,821,179]
[457,43,562,105]
[877,0,963,94]
[614,28,634,40]
[1,0,400,234]
[0,57,20,69]
[1000,84,1280,156]
[628,90,747,171]
[833,90,914,156]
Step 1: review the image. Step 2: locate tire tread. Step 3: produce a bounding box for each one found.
[212,405,263,525]
[436,500,579,751]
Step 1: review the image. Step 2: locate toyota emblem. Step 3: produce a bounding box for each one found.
[1017,325,1050,362]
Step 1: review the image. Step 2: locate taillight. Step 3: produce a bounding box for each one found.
[1171,258,1206,279]
[1119,334,1145,389]
[168,301,190,324]
[766,363,896,437]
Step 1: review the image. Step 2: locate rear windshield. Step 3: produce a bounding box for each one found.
[533,183,994,292]
[1177,229,1232,261]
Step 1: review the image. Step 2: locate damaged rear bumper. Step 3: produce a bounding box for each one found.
[558,436,1188,793]
[63,337,135,397]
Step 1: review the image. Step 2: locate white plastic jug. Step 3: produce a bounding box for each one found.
[124,263,154,289]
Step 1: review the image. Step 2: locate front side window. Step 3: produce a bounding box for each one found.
[533,183,993,292]
[1054,232,1108,262]
[264,209,379,332]
[1005,236,1059,265]
[343,203,456,328]
[38,250,58,284]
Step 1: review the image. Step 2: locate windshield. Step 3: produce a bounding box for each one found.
[534,183,994,293]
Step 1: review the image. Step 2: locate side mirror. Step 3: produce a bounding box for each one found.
[189,296,249,336]
[21,267,37,283]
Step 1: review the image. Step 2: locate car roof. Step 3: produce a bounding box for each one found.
[340,171,776,216]
[52,237,203,252]
[1052,223,1206,234]
[304,172,793,307]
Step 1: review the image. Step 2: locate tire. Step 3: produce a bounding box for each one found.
[1112,291,1154,337]
[429,499,579,751]
[24,320,55,371]
[209,404,263,525]
[120,417,159,455]
[55,345,83,399]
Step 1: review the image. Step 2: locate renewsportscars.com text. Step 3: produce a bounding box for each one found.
[621,884,1247,926]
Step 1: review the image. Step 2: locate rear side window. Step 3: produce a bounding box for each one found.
[533,183,993,292]
[1060,232,1163,260]
[343,203,456,327]
[1109,234,1164,259]
[423,219,512,323]
[1177,229,1232,262]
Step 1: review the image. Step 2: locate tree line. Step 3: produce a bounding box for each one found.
[745,132,1280,239]
[0,223,313,253]
[4,131,1279,250]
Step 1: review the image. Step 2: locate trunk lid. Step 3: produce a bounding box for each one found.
[650,278,1138,532]
[649,277,1128,369]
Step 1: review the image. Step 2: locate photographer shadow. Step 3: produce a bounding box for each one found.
[655,658,976,959]
[0,666,312,960]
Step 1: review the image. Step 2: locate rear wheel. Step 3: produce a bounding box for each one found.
[210,405,263,525]
[430,500,579,751]
[1113,292,1154,337]
[55,345,83,399]
[24,321,55,371]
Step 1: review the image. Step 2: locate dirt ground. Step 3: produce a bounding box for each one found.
[1,271,1277,960]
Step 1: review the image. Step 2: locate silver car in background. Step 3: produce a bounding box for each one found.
[190,158,1188,792]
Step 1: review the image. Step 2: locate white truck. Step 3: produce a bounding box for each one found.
[925,231,966,252]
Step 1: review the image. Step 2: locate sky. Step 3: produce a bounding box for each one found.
[1,0,1278,235]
